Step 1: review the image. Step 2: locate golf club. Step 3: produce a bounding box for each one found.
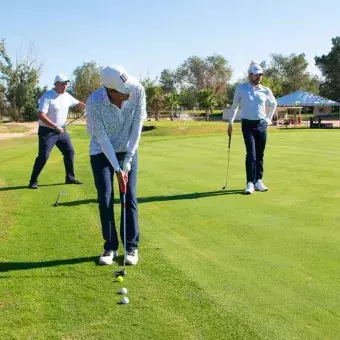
[221,135,232,190]
[114,174,128,277]
[53,191,67,207]
[64,110,86,128]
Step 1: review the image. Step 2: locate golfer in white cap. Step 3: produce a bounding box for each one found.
[86,65,146,266]
[228,61,277,194]
[28,74,86,189]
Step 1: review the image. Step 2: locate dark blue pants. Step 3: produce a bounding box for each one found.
[241,119,267,183]
[90,152,139,252]
[30,126,75,183]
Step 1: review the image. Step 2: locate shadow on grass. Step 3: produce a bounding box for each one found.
[56,189,245,207]
[0,183,66,192]
[1,256,98,272]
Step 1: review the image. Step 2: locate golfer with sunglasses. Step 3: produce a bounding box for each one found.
[86,65,146,265]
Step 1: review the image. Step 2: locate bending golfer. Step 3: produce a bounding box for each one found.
[86,65,146,266]
[28,74,86,189]
[228,61,277,194]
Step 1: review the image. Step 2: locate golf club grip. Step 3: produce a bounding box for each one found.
[121,183,127,194]
[120,174,128,194]
[228,135,231,148]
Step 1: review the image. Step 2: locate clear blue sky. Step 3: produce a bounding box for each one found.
[1,0,339,88]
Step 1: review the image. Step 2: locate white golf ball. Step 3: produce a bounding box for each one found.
[121,296,129,304]
[119,287,128,294]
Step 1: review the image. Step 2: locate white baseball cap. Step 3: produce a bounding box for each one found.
[101,65,131,94]
[248,62,263,75]
[54,74,70,84]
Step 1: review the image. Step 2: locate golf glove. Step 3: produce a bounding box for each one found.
[122,156,132,173]
[265,118,272,125]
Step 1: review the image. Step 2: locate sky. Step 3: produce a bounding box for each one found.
[0,0,339,88]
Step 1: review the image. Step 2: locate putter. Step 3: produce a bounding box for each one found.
[53,191,67,207]
[221,135,232,190]
[114,175,128,277]
[64,110,86,128]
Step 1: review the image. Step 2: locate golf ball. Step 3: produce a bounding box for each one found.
[121,296,129,304]
[119,287,128,294]
[116,276,124,282]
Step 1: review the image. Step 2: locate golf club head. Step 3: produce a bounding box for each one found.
[53,194,61,207]
[114,269,127,277]
[53,191,67,207]
[221,185,227,190]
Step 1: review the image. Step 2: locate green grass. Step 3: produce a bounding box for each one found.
[1,122,340,339]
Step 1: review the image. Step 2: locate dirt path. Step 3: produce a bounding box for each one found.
[0,120,86,141]
[0,122,38,141]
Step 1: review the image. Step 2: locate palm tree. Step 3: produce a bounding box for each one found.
[165,93,180,121]
[198,89,217,121]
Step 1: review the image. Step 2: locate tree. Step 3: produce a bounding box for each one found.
[315,37,340,102]
[265,53,320,97]
[164,93,180,121]
[72,61,102,103]
[141,77,164,121]
[198,89,217,121]
[261,77,283,98]
[0,39,42,121]
[176,56,206,89]
[159,69,176,94]
[22,85,47,121]
[175,54,232,96]
[225,83,237,106]
[0,84,7,120]
[205,54,232,99]
[179,87,198,110]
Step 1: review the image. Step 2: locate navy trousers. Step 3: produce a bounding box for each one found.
[241,119,267,183]
[30,126,75,183]
[90,152,139,252]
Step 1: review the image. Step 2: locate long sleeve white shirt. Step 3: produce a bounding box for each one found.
[229,82,277,124]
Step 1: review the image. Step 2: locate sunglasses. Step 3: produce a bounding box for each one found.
[108,88,130,98]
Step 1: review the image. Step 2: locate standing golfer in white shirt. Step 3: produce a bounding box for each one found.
[86,65,146,266]
[28,74,86,189]
[228,61,277,194]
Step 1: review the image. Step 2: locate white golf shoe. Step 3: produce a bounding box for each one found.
[255,179,268,192]
[125,249,139,265]
[99,250,118,265]
[245,182,255,194]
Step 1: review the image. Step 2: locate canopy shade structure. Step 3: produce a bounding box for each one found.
[277,90,340,107]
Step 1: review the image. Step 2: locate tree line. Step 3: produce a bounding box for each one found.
[1,37,339,122]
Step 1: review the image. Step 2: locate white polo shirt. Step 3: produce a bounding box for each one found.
[38,89,79,127]
[229,82,277,124]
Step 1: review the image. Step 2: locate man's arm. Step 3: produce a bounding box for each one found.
[86,101,120,171]
[227,85,241,136]
[68,94,85,112]
[266,89,277,121]
[38,111,63,133]
[121,86,146,173]
[229,85,241,124]
[38,95,64,133]
[126,86,147,159]
[76,101,86,111]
